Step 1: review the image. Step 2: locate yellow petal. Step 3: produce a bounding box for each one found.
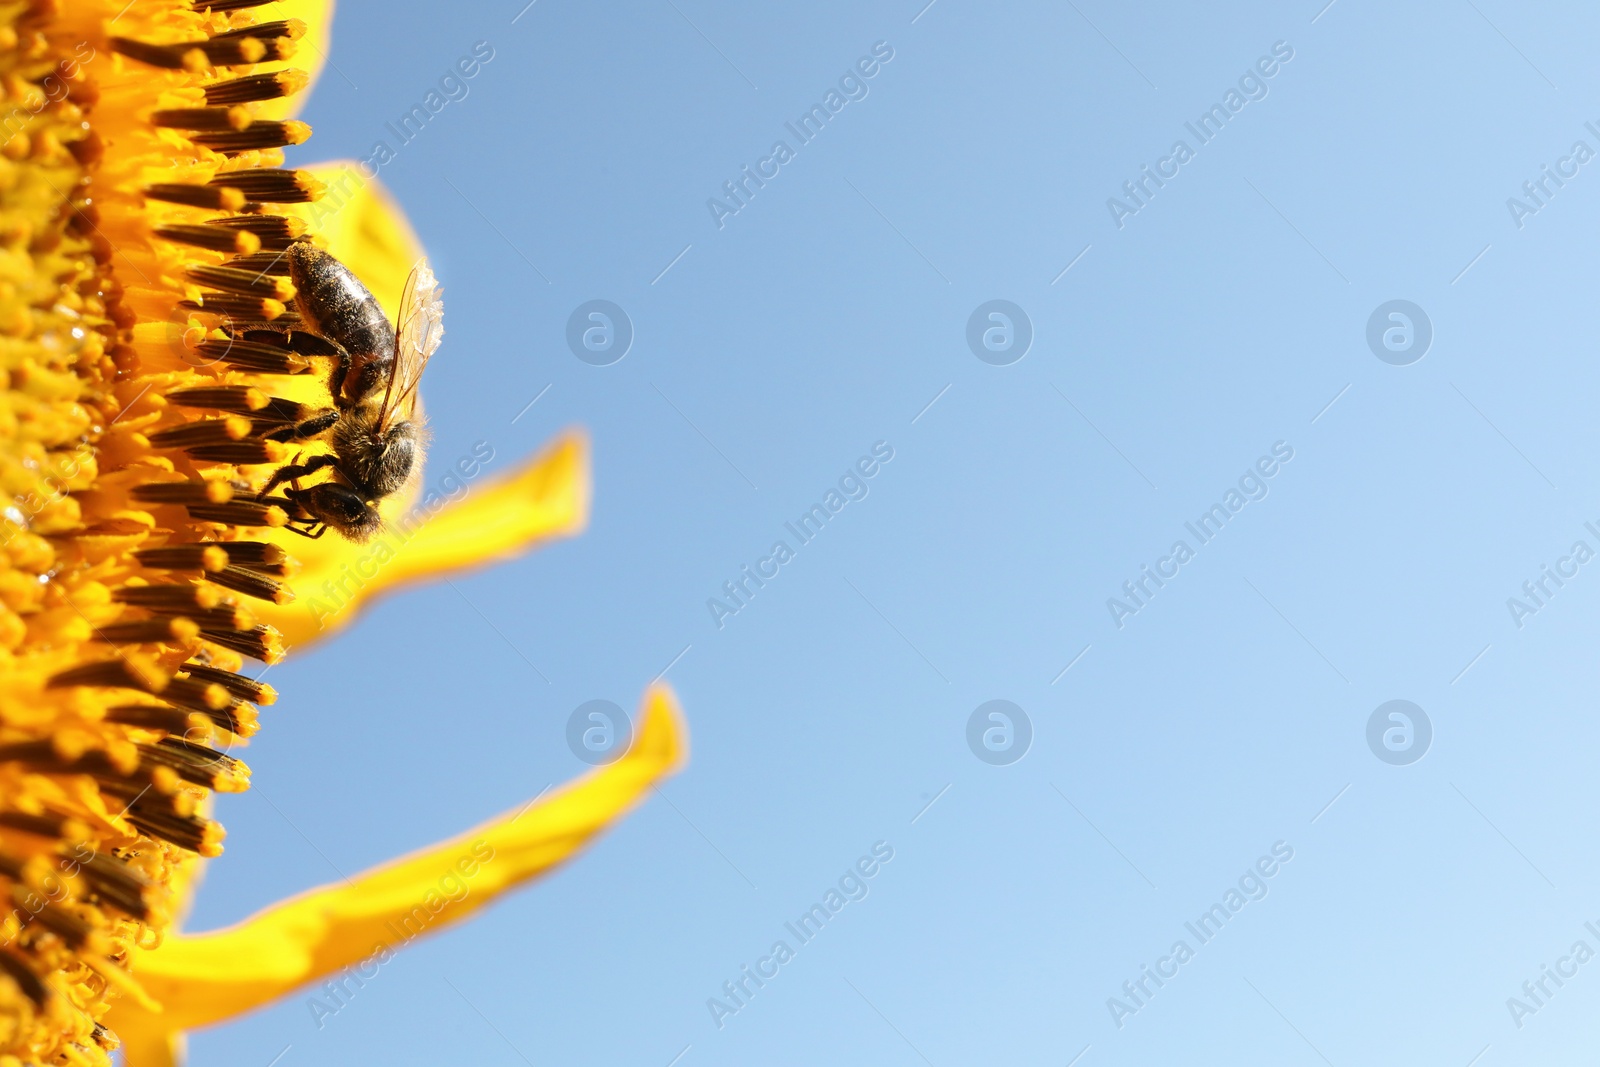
[286,161,423,316]
[109,685,685,1037]
[243,161,417,472]
[201,162,423,448]
[218,165,587,645]
[256,0,337,122]
[255,429,590,646]
[105,1021,184,1067]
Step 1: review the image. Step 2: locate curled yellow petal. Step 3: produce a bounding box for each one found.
[357,431,591,590]
[109,685,685,1037]
[256,429,591,645]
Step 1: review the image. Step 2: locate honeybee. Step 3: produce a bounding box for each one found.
[259,245,444,541]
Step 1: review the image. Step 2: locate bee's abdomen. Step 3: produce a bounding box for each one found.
[286,245,395,360]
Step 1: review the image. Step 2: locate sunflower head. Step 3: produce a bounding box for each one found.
[0,1,381,1060]
[0,3,653,1063]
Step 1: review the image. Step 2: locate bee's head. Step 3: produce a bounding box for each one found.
[335,409,420,498]
[298,482,383,542]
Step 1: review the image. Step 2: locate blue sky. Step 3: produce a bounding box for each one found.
[186,2,1600,1065]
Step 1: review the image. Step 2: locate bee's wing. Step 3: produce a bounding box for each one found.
[376,258,444,434]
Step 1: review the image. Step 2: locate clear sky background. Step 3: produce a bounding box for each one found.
[184,2,1600,1065]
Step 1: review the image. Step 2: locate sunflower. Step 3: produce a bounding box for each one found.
[0,2,686,1064]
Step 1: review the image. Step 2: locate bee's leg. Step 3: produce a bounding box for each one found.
[346,357,386,402]
[259,487,320,539]
[282,521,326,540]
[326,347,354,405]
[264,407,339,443]
[233,322,351,398]
[259,453,340,498]
[257,466,297,499]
